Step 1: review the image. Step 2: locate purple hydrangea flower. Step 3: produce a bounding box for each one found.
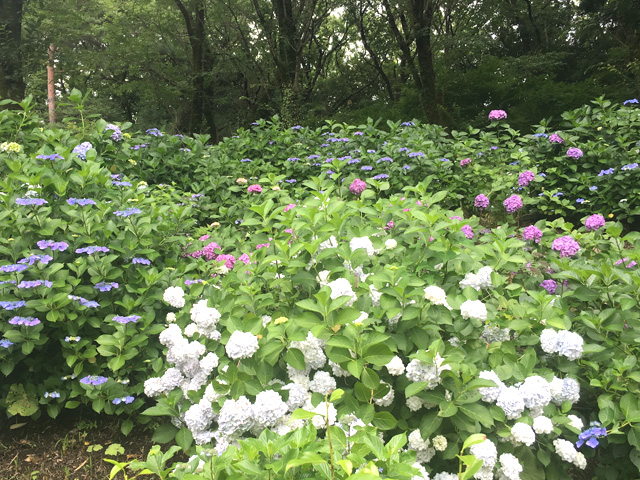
[76,246,110,254]
[549,133,564,144]
[518,170,535,187]
[0,264,29,273]
[403,165,410,170]
[540,279,558,294]
[95,282,119,292]
[577,422,607,448]
[132,258,151,265]
[72,142,93,160]
[372,173,389,180]
[576,198,585,204]
[104,124,122,141]
[585,214,605,231]
[112,315,141,324]
[348,158,361,164]
[37,240,69,251]
[475,194,490,209]
[377,157,393,163]
[1,339,14,348]
[16,198,48,206]
[17,280,53,289]
[522,225,543,243]
[36,153,64,161]
[68,295,100,308]
[113,208,142,217]
[146,128,163,137]
[0,300,27,310]
[461,225,474,239]
[621,163,638,171]
[111,181,133,187]
[349,179,367,196]
[503,195,523,214]
[552,236,580,258]
[460,158,471,167]
[623,99,638,105]
[567,148,584,159]
[67,198,96,206]
[488,110,507,120]
[18,255,53,266]
[80,375,108,386]
[9,316,41,326]
[361,166,373,171]
[408,152,424,158]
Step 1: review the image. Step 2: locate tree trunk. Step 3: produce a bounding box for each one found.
[0,0,25,101]
[410,0,439,123]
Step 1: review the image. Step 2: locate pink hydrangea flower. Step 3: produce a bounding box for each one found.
[284,203,296,212]
[552,236,580,258]
[248,184,262,193]
[566,148,583,159]
[202,242,222,260]
[475,194,490,209]
[518,171,535,187]
[549,133,564,144]
[585,214,605,231]
[460,158,471,167]
[488,110,507,120]
[522,225,543,243]
[215,254,236,269]
[349,178,367,195]
[503,195,523,214]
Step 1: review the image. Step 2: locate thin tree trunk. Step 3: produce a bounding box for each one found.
[0,0,25,101]
[47,44,56,123]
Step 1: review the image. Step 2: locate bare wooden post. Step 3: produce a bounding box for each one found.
[47,44,56,124]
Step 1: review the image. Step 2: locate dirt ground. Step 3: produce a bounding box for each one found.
[0,410,180,480]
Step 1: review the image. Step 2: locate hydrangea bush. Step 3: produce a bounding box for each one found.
[1,94,640,478]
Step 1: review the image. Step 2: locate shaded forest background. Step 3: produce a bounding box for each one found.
[0,0,638,140]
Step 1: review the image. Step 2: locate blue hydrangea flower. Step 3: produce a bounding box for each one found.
[72,142,93,160]
[37,240,69,251]
[589,186,598,191]
[409,152,424,157]
[112,315,141,324]
[623,98,638,105]
[598,168,615,176]
[621,163,638,171]
[104,124,122,141]
[0,264,29,273]
[80,375,108,386]
[1,339,14,348]
[111,181,133,187]
[0,300,27,310]
[113,208,142,217]
[361,166,373,171]
[576,198,585,203]
[17,280,53,289]
[577,422,607,448]
[373,174,389,180]
[9,316,41,326]
[36,153,64,161]
[95,282,119,292]
[16,198,48,206]
[146,128,163,137]
[132,258,151,265]
[76,246,110,254]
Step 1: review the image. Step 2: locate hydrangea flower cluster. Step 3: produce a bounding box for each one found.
[225,331,259,360]
[9,316,41,326]
[72,142,93,160]
[540,279,558,294]
[459,266,493,291]
[460,299,488,321]
[68,295,100,308]
[488,110,507,120]
[460,157,471,167]
[327,278,357,307]
[549,133,564,143]
[503,195,523,214]
[349,178,367,195]
[104,124,122,141]
[522,225,542,243]
[247,184,262,193]
[474,194,490,209]
[349,236,376,256]
[518,170,535,187]
[551,235,580,258]
[163,286,186,308]
[0,300,27,310]
[540,329,584,360]
[585,214,605,231]
[566,147,584,159]
[67,198,96,206]
[37,240,69,251]
[76,246,109,254]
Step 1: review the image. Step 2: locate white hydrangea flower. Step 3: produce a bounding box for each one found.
[290,332,327,370]
[555,330,583,360]
[519,375,552,409]
[190,299,221,330]
[252,390,288,428]
[550,377,580,405]
[510,422,536,446]
[567,414,584,430]
[369,284,382,307]
[218,396,254,436]
[329,360,350,377]
[184,398,215,443]
[432,435,447,451]
[424,285,447,305]
[408,429,430,451]
[540,329,558,353]
[406,396,423,411]
[478,370,505,403]
[184,323,199,337]
[496,386,525,420]
[317,270,331,286]
[163,286,185,308]
[225,331,259,360]
[318,235,338,253]
[459,266,493,291]
[573,452,587,470]
[411,463,430,480]
[553,438,578,463]
[433,474,458,480]
[386,356,405,376]
[480,325,510,344]
[416,447,436,463]
[307,400,337,429]
[469,438,497,472]
[385,238,397,249]
[309,371,336,395]
[460,300,487,322]
[262,315,272,327]
[327,278,357,307]
[166,312,176,323]
[282,382,309,410]
[373,383,395,407]
[349,236,376,256]
[497,453,522,480]
[533,416,554,434]
[406,359,440,388]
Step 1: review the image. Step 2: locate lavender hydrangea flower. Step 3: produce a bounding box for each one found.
[67,198,96,206]
[475,194,490,209]
[9,316,41,326]
[18,255,53,265]
[461,225,474,239]
[68,295,100,308]
[552,236,580,258]
[598,168,615,176]
[132,258,151,265]
[567,148,584,159]
[72,142,93,160]
[522,225,543,243]
[76,246,110,254]
[577,422,607,448]
[17,280,53,289]
[146,128,163,137]
[540,279,558,294]
[0,264,29,273]
[503,195,523,214]
[549,133,564,144]
[95,282,119,292]
[104,124,122,141]
[623,98,638,105]
[80,375,108,386]
[112,315,141,324]
[37,240,69,251]
[111,181,132,187]
[16,198,48,206]
[488,110,507,120]
[0,339,13,348]
[36,153,64,161]
[113,208,142,217]
[518,170,535,187]
[585,214,605,231]
[0,300,27,310]
[372,173,389,180]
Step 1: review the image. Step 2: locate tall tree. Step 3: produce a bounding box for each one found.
[0,0,25,100]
